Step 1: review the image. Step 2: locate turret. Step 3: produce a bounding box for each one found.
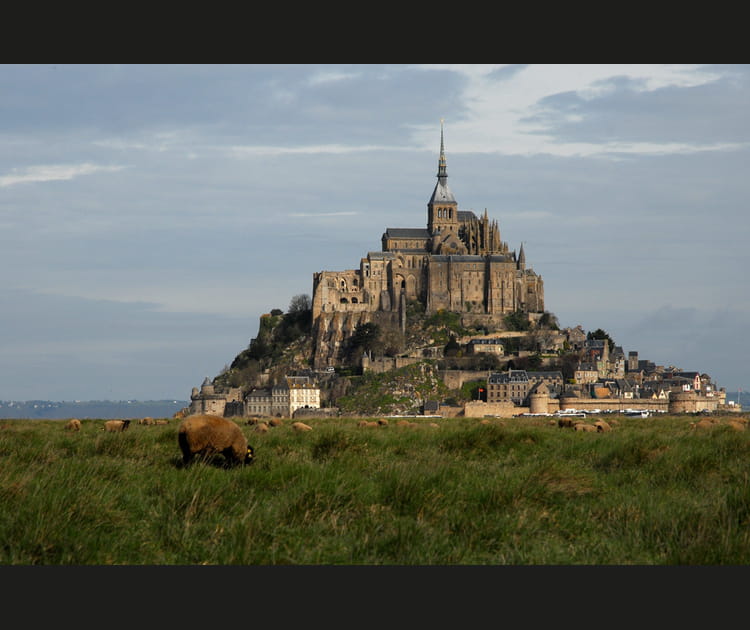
[517,243,526,270]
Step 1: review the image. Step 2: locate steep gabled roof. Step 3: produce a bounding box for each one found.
[384,228,431,238]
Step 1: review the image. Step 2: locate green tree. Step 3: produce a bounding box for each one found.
[288,294,312,313]
[444,334,461,357]
[538,311,560,330]
[347,322,382,359]
[587,328,615,353]
[504,310,530,331]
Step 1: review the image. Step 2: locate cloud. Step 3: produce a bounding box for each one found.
[0,163,123,187]
[307,70,362,85]
[408,64,743,158]
[228,144,407,157]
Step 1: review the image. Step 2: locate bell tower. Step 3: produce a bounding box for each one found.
[427,120,458,235]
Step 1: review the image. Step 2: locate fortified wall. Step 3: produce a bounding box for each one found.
[188,378,242,417]
[461,391,724,418]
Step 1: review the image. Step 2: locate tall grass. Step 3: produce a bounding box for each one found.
[0,414,748,565]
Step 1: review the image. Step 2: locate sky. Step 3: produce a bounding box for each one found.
[1,63,748,401]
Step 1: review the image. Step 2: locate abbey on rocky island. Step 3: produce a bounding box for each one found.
[311,123,545,368]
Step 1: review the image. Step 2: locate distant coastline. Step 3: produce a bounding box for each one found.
[0,400,189,420]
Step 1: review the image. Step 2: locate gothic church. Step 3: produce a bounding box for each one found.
[311,123,545,367]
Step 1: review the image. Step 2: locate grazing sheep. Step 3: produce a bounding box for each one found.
[291,421,313,432]
[154,419,169,425]
[138,417,155,426]
[177,414,254,466]
[268,418,283,427]
[377,419,389,426]
[574,423,597,432]
[357,420,370,427]
[254,422,269,433]
[396,420,411,427]
[726,420,746,432]
[104,419,131,432]
[65,418,81,432]
[594,420,612,433]
[690,419,714,430]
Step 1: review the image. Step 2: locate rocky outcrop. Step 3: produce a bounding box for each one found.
[312,310,401,370]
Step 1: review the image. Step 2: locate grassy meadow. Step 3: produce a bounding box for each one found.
[1,413,749,565]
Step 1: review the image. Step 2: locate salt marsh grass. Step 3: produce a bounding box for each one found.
[1,414,748,565]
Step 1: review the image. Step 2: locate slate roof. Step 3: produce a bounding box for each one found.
[383,228,431,238]
[488,369,529,384]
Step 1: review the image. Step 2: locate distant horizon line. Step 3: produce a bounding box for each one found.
[0,399,189,404]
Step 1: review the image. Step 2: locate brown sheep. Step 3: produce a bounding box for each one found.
[254,422,269,433]
[154,419,169,425]
[726,420,746,432]
[65,418,81,432]
[574,423,597,432]
[291,422,313,432]
[268,418,283,427]
[103,419,131,432]
[138,417,155,426]
[177,414,254,466]
[377,419,389,426]
[594,420,612,433]
[690,419,714,430]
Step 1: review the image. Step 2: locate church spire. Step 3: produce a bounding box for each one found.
[437,118,448,180]
[427,119,457,236]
